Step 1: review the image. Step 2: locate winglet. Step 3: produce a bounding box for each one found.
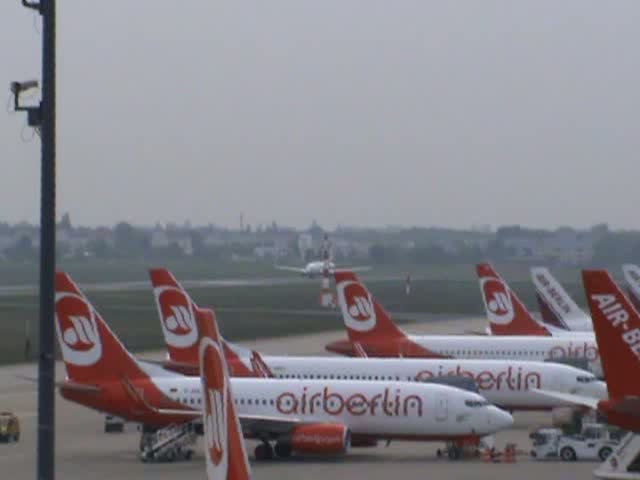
[476,263,550,336]
[197,307,251,480]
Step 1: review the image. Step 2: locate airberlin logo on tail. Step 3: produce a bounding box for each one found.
[153,286,198,348]
[201,339,228,477]
[480,277,514,325]
[54,292,103,366]
[591,294,640,360]
[336,280,377,332]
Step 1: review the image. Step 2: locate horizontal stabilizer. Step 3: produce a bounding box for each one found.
[17,375,102,393]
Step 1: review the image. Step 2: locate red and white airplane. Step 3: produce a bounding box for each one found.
[530,267,593,332]
[275,260,370,278]
[324,270,603,377]
[149,268,607,412]
[198,294,251,480]
[476,263,594,338]
[55,272,513,460]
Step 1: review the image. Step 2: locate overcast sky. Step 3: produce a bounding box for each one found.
[2,1,639,230]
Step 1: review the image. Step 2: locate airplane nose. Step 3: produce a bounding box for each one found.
[582,380,609,400]
[488,407,513,432]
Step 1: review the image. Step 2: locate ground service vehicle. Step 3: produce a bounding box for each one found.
[530,423,621,462]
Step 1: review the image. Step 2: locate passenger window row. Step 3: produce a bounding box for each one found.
[275,373,402,381]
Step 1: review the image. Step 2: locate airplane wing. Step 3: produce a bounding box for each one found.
[138,358,199,376]
[239,414,303,435]
[531,389,600,409]
[145,405,309,435]
[274,265,306,273]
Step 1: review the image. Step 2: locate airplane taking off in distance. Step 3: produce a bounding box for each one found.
[274,260,370,278]
[530,267,593,332]
[325,270,603,377]
[55,272,513,461]
[149,268,607,413]
[476,263,595,338]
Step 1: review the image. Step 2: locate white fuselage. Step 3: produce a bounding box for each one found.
[153,376,512,439]
[543,325,595,337]
[251,356,608,410]
[402,334,603,377]
[304,261,334,277]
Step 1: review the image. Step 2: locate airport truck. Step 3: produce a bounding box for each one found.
[530,423,622,462]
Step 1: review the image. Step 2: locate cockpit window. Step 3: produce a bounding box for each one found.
[577,376,595,383]
[465,400,490,408]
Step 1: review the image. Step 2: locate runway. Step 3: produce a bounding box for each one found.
[0,316,599,480]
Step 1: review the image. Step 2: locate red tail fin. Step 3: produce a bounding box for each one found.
[334,271,407,343]
[476,263,550,336]
[149,268,200,366]
[583,270,640,399]
[196,308,251,480]
[55,272,145,383]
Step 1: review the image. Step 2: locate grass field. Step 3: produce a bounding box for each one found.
[0,259,603,365]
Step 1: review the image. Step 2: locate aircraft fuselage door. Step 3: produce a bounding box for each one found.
[435,394,448,421]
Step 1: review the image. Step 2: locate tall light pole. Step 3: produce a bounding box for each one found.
[12,1,57,479]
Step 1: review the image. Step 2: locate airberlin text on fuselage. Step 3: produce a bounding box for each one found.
[416,366,541,391]
[548,341,599,361]
[276,387,423,417]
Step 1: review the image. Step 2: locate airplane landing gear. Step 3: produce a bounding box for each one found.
[254,442,274,461]
[274,441,292,458]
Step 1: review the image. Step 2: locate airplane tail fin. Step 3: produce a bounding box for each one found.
[531,267,590,331]
[622,264,640,313]
[196,308,251,480]
[334,270,408,343]
[55,272,145,384]
[149,268,200,366]
[476,263,550,336]
[582,270,640,399]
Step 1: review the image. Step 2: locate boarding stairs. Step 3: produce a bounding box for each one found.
[139,422,197,462]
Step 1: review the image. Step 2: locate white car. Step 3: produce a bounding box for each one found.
[530,424,623,462]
